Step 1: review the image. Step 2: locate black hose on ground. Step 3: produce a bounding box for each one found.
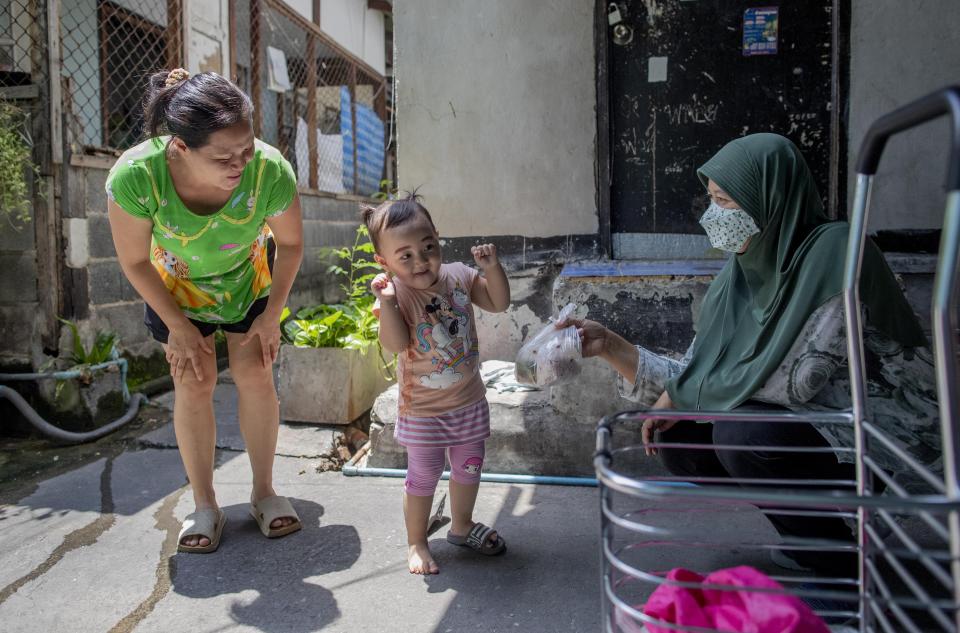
[0,385,147,445]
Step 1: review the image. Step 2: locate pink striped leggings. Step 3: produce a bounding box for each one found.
[404,441,486,496]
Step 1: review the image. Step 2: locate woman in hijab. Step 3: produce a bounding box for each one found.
[571,133,940,576]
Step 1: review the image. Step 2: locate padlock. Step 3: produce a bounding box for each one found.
[608,3,623,26]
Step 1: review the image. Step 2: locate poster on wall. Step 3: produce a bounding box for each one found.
[743,7,779,56]
[266,46,292,92]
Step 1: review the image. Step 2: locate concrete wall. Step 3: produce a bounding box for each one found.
[0,210,39,364]
[473,263,563,364]
[394,0,597,238]
[79,165,156,357]
[389,0,600,364]
[393,0,955,237]
[847,0,960,231]
[549,270,714,424]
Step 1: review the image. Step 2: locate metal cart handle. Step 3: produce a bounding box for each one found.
[846,83,960,504]
[855,84,960,189]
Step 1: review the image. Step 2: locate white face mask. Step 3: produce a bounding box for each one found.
[699,202,760,253]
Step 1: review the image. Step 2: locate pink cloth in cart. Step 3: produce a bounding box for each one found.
[641,566,830,633]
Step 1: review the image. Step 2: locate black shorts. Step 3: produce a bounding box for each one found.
[145,238,275,344]
[144,295,271,344]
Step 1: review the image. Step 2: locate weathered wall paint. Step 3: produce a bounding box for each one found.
[847,0,960,230]
[393,0,598,238]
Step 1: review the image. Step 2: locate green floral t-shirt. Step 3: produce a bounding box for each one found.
[106,137,296,323]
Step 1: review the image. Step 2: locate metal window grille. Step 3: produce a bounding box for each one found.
[53,0,390,197]
[58,0,182,155]
[253,0,389,196]
[0,0,50,170]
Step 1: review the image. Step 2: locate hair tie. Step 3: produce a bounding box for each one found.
[164,68,190,87]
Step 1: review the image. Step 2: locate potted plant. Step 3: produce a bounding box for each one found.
[277,225,394,424]
[0,100,35,231]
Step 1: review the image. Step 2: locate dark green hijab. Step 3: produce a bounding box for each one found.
[665,133,927,411]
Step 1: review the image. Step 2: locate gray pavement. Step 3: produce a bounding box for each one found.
[143,371,344,459]
[0,377,603,633]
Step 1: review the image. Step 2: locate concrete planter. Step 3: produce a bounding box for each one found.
[366,361,664,478]
[36,364,126,432]
[277,344,393,425]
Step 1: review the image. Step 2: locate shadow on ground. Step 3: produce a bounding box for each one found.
[170,499,362,633]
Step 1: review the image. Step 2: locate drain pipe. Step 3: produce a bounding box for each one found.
[343,465,598,487]
[341,443,699,489]
[341,443,598,487]
[0,358,147,444]
[0,357,134,403]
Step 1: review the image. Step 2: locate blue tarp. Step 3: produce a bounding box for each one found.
[341,86,385,196]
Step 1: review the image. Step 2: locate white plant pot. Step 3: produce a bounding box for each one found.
[277,344,394,425]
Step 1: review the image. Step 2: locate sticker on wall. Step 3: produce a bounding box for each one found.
[266,46,292,92]
[743,7,779,56]
[648,56,668,83]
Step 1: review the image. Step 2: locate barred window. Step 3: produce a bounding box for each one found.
[54,0,390,195]
[99,1,168,149]
[0,2,16,73]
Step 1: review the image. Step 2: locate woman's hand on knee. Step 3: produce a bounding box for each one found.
[240,313,281,368]
[642,390,677,456]
[166,322,213,382]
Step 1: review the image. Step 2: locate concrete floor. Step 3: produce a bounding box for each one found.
[0,379,601,633]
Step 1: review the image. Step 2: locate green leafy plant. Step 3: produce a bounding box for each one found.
[281,225,394,378]
[372,178,396,201]
[0,101,36,230]
[53,318,120,399]
[58,318,120,366]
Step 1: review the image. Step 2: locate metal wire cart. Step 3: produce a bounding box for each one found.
[596,86,960,632]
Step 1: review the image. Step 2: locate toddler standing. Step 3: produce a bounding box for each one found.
[365,193,511,574]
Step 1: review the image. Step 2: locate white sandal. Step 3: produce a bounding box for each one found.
[250,495,302,538]
[178,508,225,553]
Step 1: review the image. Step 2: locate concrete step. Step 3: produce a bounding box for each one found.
[366,361,666,478]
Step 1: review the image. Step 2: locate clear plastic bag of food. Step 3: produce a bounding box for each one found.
[514,303,585,387]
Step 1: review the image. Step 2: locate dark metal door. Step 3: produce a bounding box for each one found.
[606,1,837,257]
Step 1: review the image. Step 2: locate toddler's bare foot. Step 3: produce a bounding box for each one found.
[408,543,439,575]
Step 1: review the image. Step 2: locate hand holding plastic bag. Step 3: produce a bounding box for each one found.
[515,303,585,387]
